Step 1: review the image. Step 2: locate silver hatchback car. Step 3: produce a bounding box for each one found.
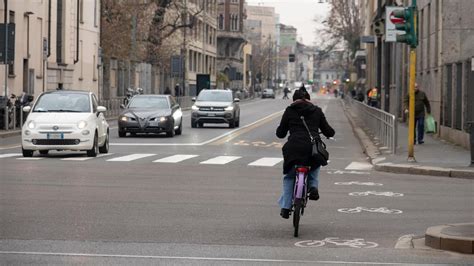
[191,90,240,128]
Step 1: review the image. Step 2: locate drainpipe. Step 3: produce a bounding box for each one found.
[3,0,8,130]
[74,0,79,64]
[47,0,51,57]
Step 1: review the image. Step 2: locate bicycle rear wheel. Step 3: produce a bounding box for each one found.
[293,199,302,237]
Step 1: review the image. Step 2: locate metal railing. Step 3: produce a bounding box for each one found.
[346,97,398,154]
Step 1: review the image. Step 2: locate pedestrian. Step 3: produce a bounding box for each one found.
[174,84,181,97]
[356,88,365,102]
[283,87,290,99]
[276,86,335,219]
[164,87,171,95]
[367,87,379,107]
[404,83,431,144]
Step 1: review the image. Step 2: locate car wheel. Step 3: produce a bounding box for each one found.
[118,130,126,137]
[99,131,109,153]
[166,127,174,138]
[22,148,34,157]
[39,150,49,155]
[198,122,204,128]
[87,133,99,157]
[229,119,235,128]
[191,119,197,128]
[175,121,183,135]
[235,117,240,127]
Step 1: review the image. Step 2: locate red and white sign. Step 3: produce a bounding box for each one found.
[385,6,406,42]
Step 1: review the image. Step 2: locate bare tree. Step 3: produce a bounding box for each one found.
[315,0,361,61]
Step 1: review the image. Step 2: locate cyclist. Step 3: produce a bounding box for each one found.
[276,86,335,219]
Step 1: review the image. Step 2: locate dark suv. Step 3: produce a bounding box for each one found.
[191,90,240,128]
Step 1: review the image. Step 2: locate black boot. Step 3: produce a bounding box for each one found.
[280,208,290,219]
[308,187,319,201]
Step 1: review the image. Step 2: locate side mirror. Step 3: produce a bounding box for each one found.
[192,97,196,102]
[233,98,240,103]
[120,104,126,109]
[97,106,107,113]
[23,106,31,112]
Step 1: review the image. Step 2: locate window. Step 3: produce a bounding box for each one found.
[8,11,15,76]
[218,14,224,30]
[443,64,452,127]
[454,63,463,130]
[57,0,64,63]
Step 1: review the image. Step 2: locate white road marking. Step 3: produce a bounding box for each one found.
[153,154,198,163]
[61,154,114,161]
[110,110,285,147]
[248,157,283,167]
[200,156,241,165]
[345,162,373,170]
[0,251,413,265]
[17,157,44,160]
[107,154,156,162]
[0,153,21,158]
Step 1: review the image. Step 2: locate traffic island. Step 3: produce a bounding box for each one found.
[425,223,474,254]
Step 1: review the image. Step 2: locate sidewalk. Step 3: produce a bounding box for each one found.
[342,100,474,179]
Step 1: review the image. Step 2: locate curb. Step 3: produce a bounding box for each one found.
[341,100,474,179]
[425,223,474,254]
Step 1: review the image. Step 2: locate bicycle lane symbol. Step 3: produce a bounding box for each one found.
[338,207,403,214]
[295,237,378,248]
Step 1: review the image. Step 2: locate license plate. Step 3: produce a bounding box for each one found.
[47,133,64,139]
[208,113,216,117]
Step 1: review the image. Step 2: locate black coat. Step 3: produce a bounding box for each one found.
[276,100,335,174]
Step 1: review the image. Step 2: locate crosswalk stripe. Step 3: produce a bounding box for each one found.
[17,157,44,160]
[153,154,198,163]
[200,156,241,165]
[0,153,21,158]
[107,154,156,162]
[345,162,373,170]
[61,154,114,161]
[248,157,283,167]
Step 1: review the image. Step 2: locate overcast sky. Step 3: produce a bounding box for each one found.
[246,0,330,46]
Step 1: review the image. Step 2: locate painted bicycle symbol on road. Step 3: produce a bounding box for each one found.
[338,207,403,214]
[335,181,383,186]
[295,237,378,248]
[349,191,404,197]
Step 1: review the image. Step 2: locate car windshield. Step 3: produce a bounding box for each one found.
[197,90,233,102]
[264,89,274,93]
[128,96,169,109]
[33,93,91,112]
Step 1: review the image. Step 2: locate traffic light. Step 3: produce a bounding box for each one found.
[393,7,417,47]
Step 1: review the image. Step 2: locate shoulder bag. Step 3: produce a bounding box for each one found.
[300,116,329,166]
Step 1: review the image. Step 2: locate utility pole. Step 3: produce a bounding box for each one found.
[181,0,187,97]
[393,0,418,161]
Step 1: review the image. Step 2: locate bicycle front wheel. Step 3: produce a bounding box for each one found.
[293,200,302,237]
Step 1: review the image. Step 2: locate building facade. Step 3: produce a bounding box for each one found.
[1,0,101,98]
[279,24,297,85]
[216,0,246,89]
[361,0,474,148]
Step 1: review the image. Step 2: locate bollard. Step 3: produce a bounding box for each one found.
[468,121,474,167]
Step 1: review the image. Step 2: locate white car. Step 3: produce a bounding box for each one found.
[21,90,109,157]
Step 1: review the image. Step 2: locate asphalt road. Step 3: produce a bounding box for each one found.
[1,94,473,265]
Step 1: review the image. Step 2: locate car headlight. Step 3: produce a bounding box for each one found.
[225,106,234,111]
[27,121,36,129]
[120,116,129,122]
[77,120,88,129]
[159,117,167,122]
[191,105,199,111]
